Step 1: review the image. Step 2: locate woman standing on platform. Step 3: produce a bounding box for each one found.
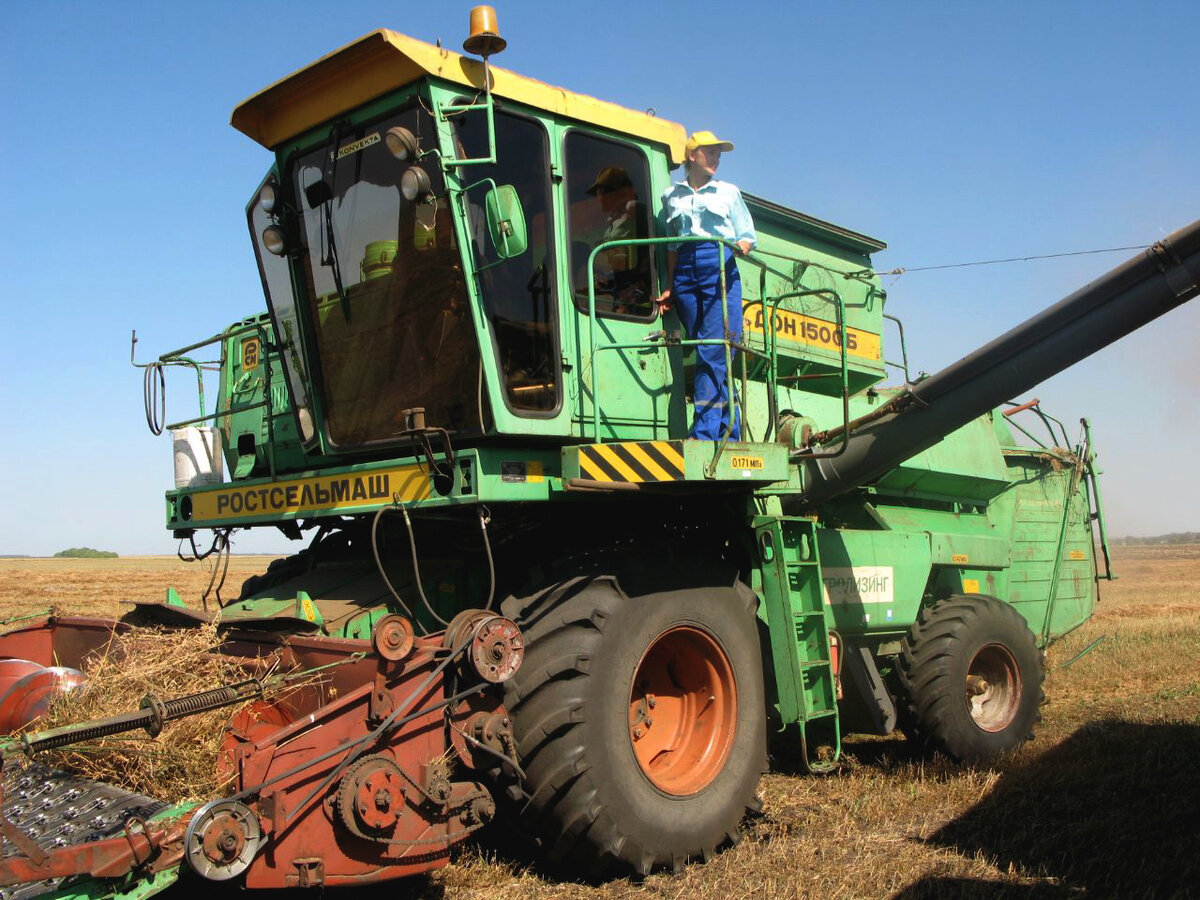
[657,130,756,440]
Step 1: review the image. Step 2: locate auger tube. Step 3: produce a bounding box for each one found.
[795,217,1200,509]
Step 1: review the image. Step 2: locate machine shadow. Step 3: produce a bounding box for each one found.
[892,719,1200,899]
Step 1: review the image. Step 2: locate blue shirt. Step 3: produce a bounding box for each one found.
[660,178,756,252]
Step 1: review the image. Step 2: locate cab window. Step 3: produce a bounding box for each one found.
[564,133,655,320]
[454,110,560,414]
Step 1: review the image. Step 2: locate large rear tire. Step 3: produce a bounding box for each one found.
[897,595,1044,763]
[500,575,766,877]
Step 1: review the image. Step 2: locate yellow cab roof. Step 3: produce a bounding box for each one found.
[231,29,687,163]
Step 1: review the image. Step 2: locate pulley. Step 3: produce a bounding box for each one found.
[443,610,524,683]
[449,695,513,770]
[371,614,415,661]
[184,799,263,881]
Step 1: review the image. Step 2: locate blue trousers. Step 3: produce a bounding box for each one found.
[673,243,742,440]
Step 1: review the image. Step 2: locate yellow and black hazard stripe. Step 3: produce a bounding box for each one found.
[578,441,685,483]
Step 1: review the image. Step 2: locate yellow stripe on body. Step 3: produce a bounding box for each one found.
[594,446,643,482]
[578,451,613,482]
[625,443,673,481]
[651,441,685,474]
[743,308,881,362]
[189,464,428,522]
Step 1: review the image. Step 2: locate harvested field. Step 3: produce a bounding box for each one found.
[1,544,1197,898]
[0,555,280,623]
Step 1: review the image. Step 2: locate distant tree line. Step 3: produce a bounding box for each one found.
[1113,532,1200,545]
[54,547,119,559]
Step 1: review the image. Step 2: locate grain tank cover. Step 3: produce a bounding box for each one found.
[231,29,688,158]
[742,194,889,397]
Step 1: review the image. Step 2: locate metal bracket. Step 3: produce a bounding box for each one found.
[292,857,325,888]
[1150,240,1199,300]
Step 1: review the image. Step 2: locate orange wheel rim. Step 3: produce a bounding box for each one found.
[628,626,737,795]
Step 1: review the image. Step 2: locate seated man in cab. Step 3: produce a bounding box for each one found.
[583,165,652,316]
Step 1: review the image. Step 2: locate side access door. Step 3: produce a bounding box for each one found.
[554,126,684,441]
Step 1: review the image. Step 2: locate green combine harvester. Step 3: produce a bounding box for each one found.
[1,8,1198,898]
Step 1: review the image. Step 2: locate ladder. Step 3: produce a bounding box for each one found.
[754,515,840,773]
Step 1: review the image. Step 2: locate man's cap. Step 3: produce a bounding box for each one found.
[586,166,634,196]
[686,130,735,155]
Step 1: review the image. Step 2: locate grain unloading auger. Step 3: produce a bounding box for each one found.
[2,9,1198,897]
[794,224,1200,509]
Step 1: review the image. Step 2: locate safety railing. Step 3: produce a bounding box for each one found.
[581,235,859,466]
[131,319,280,480]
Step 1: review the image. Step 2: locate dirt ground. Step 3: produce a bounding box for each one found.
[1,544,1197,899]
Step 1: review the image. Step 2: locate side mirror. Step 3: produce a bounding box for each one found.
[304,179,333,208]
[484,184,528,259]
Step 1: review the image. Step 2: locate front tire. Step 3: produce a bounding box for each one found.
[500,576,766,877]
[897,595,1044,763]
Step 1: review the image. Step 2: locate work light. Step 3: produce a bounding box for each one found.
[385,126,419,162]
[401,166,432,202]
[261,224,288,256]
[259,179,278,214]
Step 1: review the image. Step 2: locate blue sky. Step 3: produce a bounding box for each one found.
[2,1,1197,556]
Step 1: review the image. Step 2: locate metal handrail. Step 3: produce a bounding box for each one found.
[582,235,862,460]
[151,320,280,479]
[752,287,853,462]
[882,313,910,381]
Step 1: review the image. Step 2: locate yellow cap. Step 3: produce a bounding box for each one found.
[585,166,633,196]
[685,130,734,155]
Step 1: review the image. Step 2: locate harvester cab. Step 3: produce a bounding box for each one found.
[224,22,891,476]
[3,8,1199,899]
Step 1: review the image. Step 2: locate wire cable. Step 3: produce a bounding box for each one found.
[370,507,419,627]
[478,506,496,611]
[201,530,232,610]
[880,244,1150,277]
[400,506,451,628]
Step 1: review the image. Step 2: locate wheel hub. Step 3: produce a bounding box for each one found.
[965,643,1022,732]
[628,626,737,796]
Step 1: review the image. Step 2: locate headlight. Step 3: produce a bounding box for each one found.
[401,166,432,202]
[262,224,288,256]
[297,407,315,442]
[385,126,419,162]
[259,179,278,214]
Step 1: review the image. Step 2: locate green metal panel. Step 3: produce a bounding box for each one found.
[216,314,309,480]
[39,867,180,900]
[873,414,1011,503]
[928,532,1011,569]
[166,446,575,530]
[473,447,561,500]
[740,195,887,398]
[999,455,1097,639]
[815,528,931,635]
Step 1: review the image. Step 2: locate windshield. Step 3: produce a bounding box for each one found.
[288,106,482,448]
